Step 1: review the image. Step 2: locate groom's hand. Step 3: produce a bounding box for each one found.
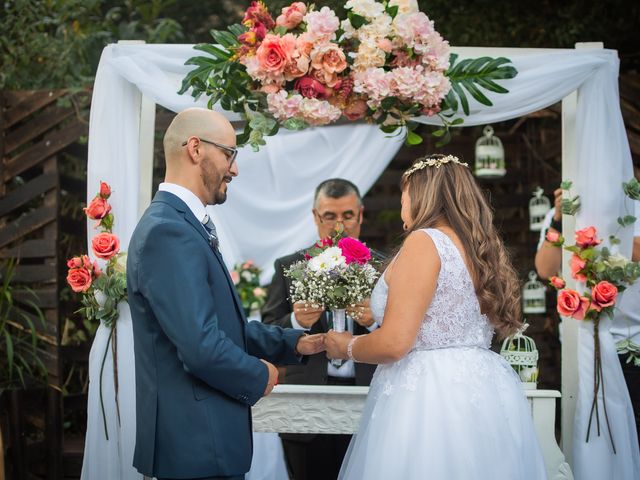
[295,333,326,355]
[293,301,324,329]
[260,359,279,396]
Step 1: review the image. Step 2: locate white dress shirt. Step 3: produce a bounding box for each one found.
[159,182,211,233]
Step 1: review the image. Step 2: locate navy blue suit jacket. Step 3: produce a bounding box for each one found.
[127,191,304,478]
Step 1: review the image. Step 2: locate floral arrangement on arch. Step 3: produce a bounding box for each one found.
[231,260,268,316]
[547,178,640,452]
[66,181,127,440]
[284,230,379,311]
[180,0,517,149]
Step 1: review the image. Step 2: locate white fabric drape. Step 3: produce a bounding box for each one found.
[83,43,639,480]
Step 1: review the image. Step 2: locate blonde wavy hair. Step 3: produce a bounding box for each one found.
[401,154,522,339]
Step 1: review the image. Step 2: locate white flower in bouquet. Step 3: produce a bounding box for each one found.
[308,246,347,272]
[389,0,420,14]
[345,0,385,19]
[604,252,630,269]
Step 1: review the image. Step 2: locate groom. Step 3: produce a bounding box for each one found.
[127,107,324,480]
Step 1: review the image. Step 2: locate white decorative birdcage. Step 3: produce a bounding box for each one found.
[474,125,505,178]
[500,324,539,389]
[522,271,546,314]
[529,187,551,231]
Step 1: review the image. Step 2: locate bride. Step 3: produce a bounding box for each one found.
[325,154,547,479]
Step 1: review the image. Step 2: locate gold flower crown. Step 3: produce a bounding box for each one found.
[404,155,469,177]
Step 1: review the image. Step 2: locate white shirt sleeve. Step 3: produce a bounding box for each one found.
[537,209,556,252]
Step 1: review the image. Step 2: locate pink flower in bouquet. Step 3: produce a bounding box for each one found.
[377,38,394,53]
[239,22,267,46]
[421,104,441,117]
[545,229,561,243]
[569,254,587,282]
[549,276,566,289]
[390,50,421,68]
[67,255,91,269]
[276,2,307,30]
[284,49,310,81]
[230,270,240,285]
[591,281,618,309]
[84,197,111,221]
[310,44,347,76]
[99,181,111,199]
[298,98,342,126]
[243,1,275,30]
[260,84,281,94]
[419,32,450,72]
[575,226,601,249]
[316,237,334,248]
[92,232,120,260]
[343,98,368,120]
[410,70,450,108]
[267,91,303,120]
[253,287,267,298]
[310,68,340,88]
[92,260,102,277]
[393,12,434,46]
[242,260,255,269]
[296,33,314,57]
[256,33,296,78]
[293,77,329,99]
[353,68,392,106]
[338,237,371,265]
[67,267,93,293]
[557,289,590,320]
[303,6,340,42]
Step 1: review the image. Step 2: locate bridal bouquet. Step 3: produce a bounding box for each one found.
[231,259,268,316]
[285,233,379,317]
[180,0,517,149]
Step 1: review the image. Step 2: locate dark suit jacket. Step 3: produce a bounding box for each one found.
[127,191,304,478]
[261,249,379,387]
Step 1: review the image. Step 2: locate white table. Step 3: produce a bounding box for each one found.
[253,385,573,480]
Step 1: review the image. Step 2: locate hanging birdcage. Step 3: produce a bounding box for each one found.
[474,125,506,178]
[522,271,546,314]
[500,324,539,389]
[529,187,551,231]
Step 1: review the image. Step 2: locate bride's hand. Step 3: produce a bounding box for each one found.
[325,330,352,360]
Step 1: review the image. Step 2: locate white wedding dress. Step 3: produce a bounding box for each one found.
[339,228,547,479]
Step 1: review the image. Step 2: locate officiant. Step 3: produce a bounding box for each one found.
[261,178,382,480]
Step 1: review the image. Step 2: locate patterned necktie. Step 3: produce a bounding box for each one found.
[202,214,219,250]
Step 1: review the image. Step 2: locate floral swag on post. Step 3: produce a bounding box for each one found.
[548,179,640,452]
[179,0,518,149]
[66,181,127,441]
[230,260,268,316]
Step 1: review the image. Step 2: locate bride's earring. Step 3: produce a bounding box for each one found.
[403,222,408,231]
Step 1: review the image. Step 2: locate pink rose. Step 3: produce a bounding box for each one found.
[549,276,566,289]
[294,76,329,99]
[591,281,618,309]
[67,267,92,293]
[557,289,590,320]
[84,197,111,220]
[230,271,240,285]
[243,1,275,30]
[377,38,393,53]
[337,237,371,265]
[575,226,601,248]
[99,181,111,199]
[92,233,120,260]
[256,33,296,76]
[276,2,307,30]
[343,98,368,120]
[545,229,561,243]
[569,254,587,282]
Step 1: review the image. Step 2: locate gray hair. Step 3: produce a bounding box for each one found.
[314,179,362,208]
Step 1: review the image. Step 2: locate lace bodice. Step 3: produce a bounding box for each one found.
[370,228,494,351]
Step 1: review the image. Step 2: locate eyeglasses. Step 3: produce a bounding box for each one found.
[314,210,360,227]
[182,138,238,167]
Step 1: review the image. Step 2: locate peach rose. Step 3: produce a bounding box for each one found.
[92,233,120,260]
[549,276,566,289]
[67,267,92,293]
[557,289,590,320]
[276,2,307,30]
[591,281,618,309]
[311,44,347,74]
[569,254,587,282]
[575,226,601,248]
[84,197,111,220]
[310,67,339,88]
[256,33,296,76]
[284,49,310,81]
[296,33,314,56]
[99,181,111,199]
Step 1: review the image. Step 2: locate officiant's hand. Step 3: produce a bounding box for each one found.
[260,359,279,396]
[293,301,324,329]
[325,330,352,360]
[295,333,326,355]
[347,299,375,328]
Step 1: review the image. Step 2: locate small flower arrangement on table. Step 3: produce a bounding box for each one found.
[180,0,518,150]
[230,260,268,316]
[66,181,127,440]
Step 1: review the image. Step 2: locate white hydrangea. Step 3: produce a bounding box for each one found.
[388,0,419,14]
[345,0,385,19]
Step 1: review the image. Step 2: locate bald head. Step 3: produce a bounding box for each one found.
[163,108,235,165]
